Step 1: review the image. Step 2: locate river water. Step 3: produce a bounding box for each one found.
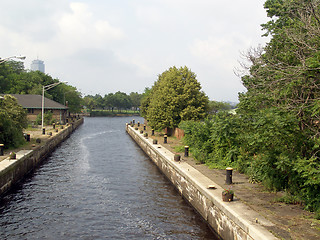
[0,117,218,240]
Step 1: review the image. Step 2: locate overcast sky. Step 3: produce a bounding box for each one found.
[0,0,269,102]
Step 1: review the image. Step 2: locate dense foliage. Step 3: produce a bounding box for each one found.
[0,95,27,148]
[141,66,209,130]
[82,91,143,112]
[180,0,320,215]
[0,60,82,113]
[208,100,233,115]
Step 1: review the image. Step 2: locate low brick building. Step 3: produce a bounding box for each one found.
[3,94,68,124]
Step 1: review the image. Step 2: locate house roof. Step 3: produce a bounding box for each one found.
[1,94,68,110]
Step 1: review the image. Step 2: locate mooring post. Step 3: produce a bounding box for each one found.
[226,167,233,185]
[164,134,167,144]
[184,146,189,157]
[0,144,4,156]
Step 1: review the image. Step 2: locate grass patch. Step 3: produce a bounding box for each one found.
[174,145,185,153]
[273,193,304,206]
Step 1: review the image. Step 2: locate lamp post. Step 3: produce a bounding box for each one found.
[0,55,26,64]
[41,81,67,129]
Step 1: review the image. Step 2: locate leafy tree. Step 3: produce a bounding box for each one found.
[83,95,96,111]
[92,94,105,109]
[142,66,208,130]
[208,100,232,115]
[129,92,142,111]
[56,85,82,113]
[0,95,27,148]
[104,93,115,112]
[112,91,131,112]
[140,87,151,117]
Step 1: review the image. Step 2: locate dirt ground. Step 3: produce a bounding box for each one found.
[139,124,320,240]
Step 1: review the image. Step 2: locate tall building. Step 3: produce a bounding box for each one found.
[30,59,45,73]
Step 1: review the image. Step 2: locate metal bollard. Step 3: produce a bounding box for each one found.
[53,123,55,129]
[143,125,146,131]
[226,167,233,185]
[184,146,189,157]
[0,144,4,156]
[26,134,30,142]
[138,122,140,127]
[133,119,135,125]
[164,134,167,144]
[151,129,155,136]
[42,128,46,135]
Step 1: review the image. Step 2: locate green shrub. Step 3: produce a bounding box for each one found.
[0,95,27,148]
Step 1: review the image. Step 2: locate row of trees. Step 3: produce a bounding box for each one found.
[178,0,320,216]
[82,92,142,112]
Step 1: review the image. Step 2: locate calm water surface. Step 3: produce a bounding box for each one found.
[0,117,218,239]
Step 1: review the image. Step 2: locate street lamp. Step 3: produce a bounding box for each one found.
[0,55,26,64]
[41,81,67,129]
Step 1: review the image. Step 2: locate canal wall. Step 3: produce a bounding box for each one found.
[0,118,84,196]
[126,124,278,240]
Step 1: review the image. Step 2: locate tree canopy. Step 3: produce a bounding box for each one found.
[0,61,82,113]
[0,95,27,148]
[82,91,142,112]
[141,66,208,130]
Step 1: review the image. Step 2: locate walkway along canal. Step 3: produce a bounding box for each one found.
[0,117,217,239]
[126,122,278,240]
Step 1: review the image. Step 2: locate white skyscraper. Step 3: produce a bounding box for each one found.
[31,59,45,73]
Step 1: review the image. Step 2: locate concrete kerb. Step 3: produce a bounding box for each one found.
[127,124,278,240]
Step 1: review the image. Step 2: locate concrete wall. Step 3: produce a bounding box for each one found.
[126,124,278,240]
[0,118,83,196]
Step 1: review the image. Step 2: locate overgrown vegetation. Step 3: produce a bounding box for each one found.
[180,0,320,215]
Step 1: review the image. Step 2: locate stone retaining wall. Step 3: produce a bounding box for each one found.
[126,124,277,240]
[0,118,84,196]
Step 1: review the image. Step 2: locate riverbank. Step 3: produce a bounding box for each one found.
[127,122,320,240]
[0,118,84,196]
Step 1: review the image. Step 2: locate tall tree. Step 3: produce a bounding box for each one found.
[143,66,208,130]
[129,92,142,111]
[239,0,320,138]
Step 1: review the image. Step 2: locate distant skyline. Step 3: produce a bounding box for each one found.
[0,0,270,102]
